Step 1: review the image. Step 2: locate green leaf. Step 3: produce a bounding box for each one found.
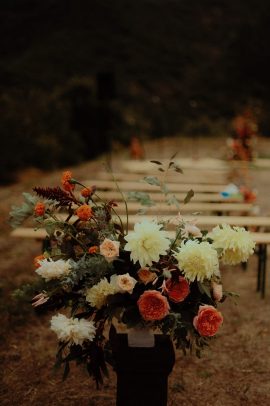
[143,176,160,186]
[166,195,180,208]
[161,183,169,195]
[184,189,195,204]
[170,152,178,160]
[127,191,155,207]
[169,162,183,174]
[150,160,162,165]
[9,193,38,228]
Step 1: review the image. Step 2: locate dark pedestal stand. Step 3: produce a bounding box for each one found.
[109,326,175,406]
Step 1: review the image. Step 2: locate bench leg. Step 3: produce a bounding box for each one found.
[257,244,263,292]
[260,244,267,299]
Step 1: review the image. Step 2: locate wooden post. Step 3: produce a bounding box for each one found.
[110,326,175,406]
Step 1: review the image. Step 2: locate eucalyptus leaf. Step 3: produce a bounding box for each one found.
[150,160,162,165]
[184,189,195,204]
[143,176,160,186]
[9,193,38,228]
[127,191,155,207]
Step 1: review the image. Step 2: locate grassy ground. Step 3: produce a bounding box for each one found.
[1,136,270,405]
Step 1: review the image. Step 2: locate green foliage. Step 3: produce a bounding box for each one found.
[127,191,155,207]
[9,193,38,228]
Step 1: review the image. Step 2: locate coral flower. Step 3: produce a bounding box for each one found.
[193,305,223,337]
[137,267,157,284]
[76,205,93,221]
[88,246,98,254]
[61,171,75,192]
[165,276,190,303]
[33,254,46,268]
[34,202,45,217]
[137,290,170,321]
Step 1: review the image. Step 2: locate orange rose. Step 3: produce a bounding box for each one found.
[165,276,190,303]
[193,305,223,337]
[88,246,98,254]
[33,254,45,268]
[137,290,170,321]
[34,202,46,217]
[61,171,75,192]
[100,238,120,262]
[76,205,93,221]
[137,267,157,284]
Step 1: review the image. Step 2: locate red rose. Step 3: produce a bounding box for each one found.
[165,276,190,303]
[193,305,223,337]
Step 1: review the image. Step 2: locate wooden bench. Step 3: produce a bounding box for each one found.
[10,216,270,298]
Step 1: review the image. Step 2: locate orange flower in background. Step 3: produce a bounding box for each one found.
[81,187,93,198]
[88,246,98,254]
[76,205,93,221]
[165,276,190,303]
[137,290,170,321]
[137,267,157,284]
[61,171,75,192]
[34,202,46,217]
[34,254,45,268]
[193,305,223,337]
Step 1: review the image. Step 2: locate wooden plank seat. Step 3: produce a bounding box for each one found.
[93,170,229,185]
[101,201,253,215]
[83,179,227,193]
[95,190,243,203]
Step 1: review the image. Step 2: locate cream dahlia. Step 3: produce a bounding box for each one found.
[50,313,96,345]
[124,220,171,267]
[85,278,116,309]
[173,240,219,282]
[35,258,72,281]
[209,224,255,265]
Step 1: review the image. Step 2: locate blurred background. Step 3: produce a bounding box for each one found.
[1,0,270,183]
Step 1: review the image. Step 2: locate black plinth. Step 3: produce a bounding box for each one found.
[109,326,175,406]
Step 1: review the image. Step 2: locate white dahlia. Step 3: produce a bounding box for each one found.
[124,220,171,267]
[50,313,96,346]
[209,224,255,265]
[85,278,116,309]
[36,258,72,281]
[174,240,219,282]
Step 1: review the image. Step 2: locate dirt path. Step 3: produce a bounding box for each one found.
[1,136,270,406]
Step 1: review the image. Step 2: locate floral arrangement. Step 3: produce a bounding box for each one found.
[10,162,255,386]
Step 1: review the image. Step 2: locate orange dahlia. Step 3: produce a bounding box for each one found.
[34,202,46,217]
[76,204,93,221]
[88,246,98,254]
[61,171,75,192]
